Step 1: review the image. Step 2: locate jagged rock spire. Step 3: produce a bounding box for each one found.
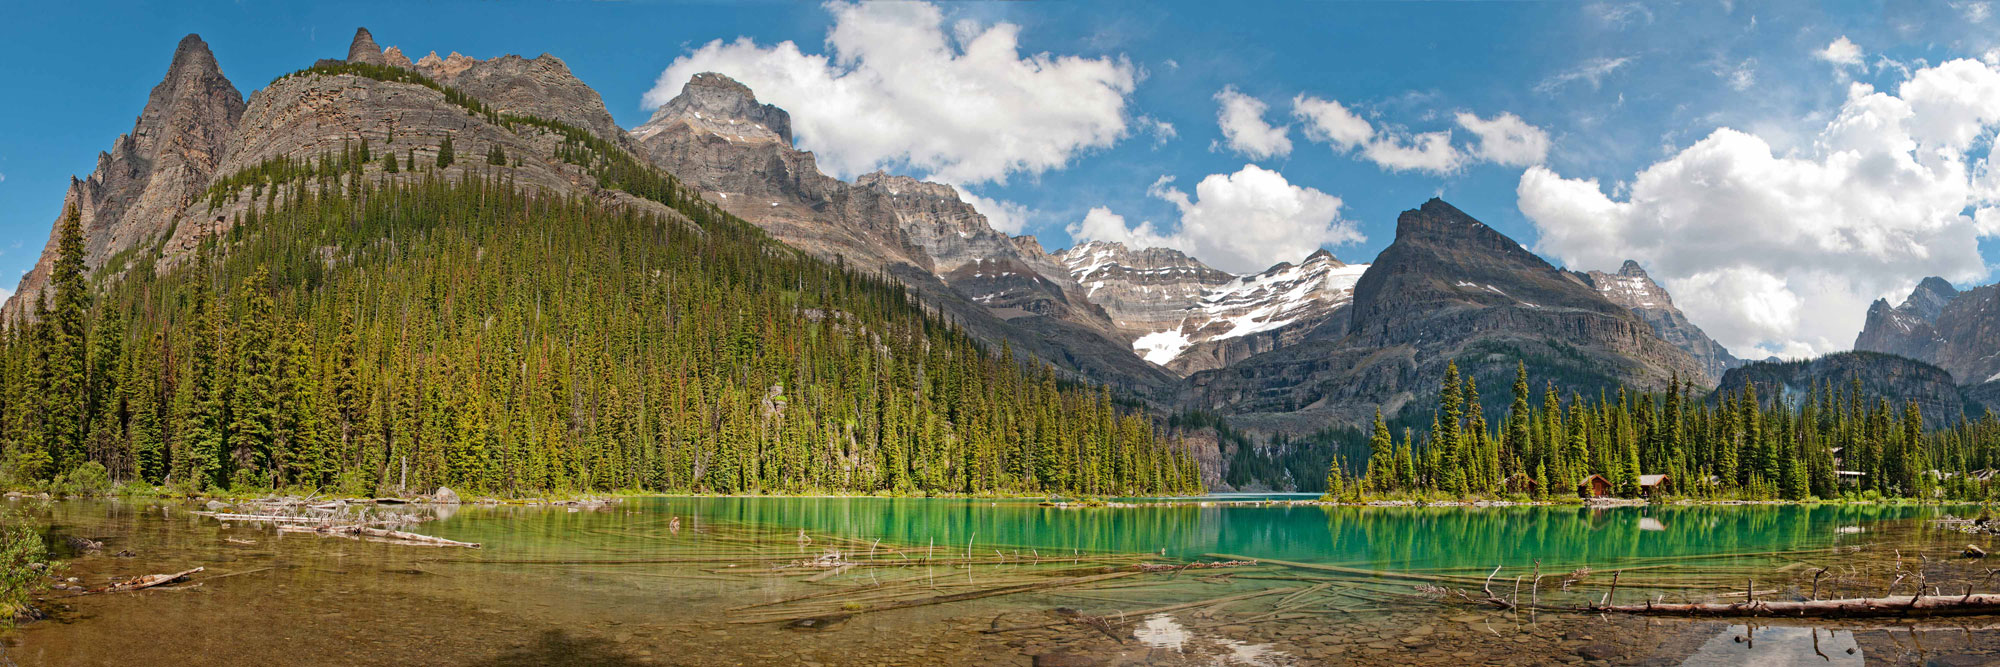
[347,27,384,65]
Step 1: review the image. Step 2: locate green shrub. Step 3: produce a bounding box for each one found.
[0,508,52,624]
[58,461,110,496]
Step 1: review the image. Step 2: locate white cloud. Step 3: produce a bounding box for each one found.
[1519,58,2000,359]
[1068,164,1361,274]
[0,172,7,183]
[1293,96,1546,175]
[1534,57,1633,95]
[1292,95,1374,150]
[1213,87,1291,159]
[1361,132,1463,173]
[1455,112,1550,166]
[642,1,1136,184]
[1817,36,1864,67]
[951,186,1032,235]
[1137,115,1177,146]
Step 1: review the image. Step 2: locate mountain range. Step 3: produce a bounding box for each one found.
[6,28,1837,487]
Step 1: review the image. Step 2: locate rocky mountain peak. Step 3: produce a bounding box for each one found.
[635,72,792,145]
[1906,277,1959,319]
[1854,275,1970,377]
[6,32,244,318]
[1576,259,1739,383]
[347,27,384,65]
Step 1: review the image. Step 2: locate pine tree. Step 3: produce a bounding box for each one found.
[487,143,507,166]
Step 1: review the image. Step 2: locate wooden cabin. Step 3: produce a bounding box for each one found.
[1578,474,1613,498]
[1502,472,1538,494]
[1637,474,1671,496]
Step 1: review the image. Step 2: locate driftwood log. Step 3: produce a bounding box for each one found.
[1593,593,2000,618]
[282,524,480,548]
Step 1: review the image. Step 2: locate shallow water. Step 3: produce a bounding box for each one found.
[7,497,2000,666]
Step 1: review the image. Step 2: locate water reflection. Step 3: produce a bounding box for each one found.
[537,497,1963,571]
[1680,625,1861,666]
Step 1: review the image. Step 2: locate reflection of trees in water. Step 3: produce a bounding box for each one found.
[409,498,1947,568]
[1323,504,1936,570]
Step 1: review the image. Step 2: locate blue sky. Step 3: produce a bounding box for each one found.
[3,1,1999,359]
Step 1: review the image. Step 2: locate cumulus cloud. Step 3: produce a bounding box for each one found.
[642,1,1137,184]
[1518,58,2000,359]
[1817,36,1864,67]
[1213,87,1292,159]
[1068,164,1361,274]
[1291,97,1546,174]
[951,186,1032,235]
[1455,112,1550,166]
[1534,57,1633,95]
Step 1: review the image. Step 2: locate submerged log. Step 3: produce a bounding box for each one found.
[1597,593,2000,618]
[81,567,204,595]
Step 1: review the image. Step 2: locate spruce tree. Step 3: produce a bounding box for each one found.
[48,205,91,473]
[437,135,455,168]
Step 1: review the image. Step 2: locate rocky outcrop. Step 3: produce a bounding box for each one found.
[1855,277,1960,371]
[1186,199,1704,430]
[417,53,638,153]
[633,73,1168,393]
[7,34,244,319]
[1575,260,1740,385]
[1717,351,1964,425]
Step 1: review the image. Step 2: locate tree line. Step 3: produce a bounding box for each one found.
[1328,361,2000,500]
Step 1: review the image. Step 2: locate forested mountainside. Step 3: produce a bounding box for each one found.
[0,35,1201,496]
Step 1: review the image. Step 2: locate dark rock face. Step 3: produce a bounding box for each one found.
[632,73,1170,394]
[1855,276,1959,365]
[1575,260,1740,385]
[1717,351,1964,425]
[1187,199,1704,430]
[8,34,244,319]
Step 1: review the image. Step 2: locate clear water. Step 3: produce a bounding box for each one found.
[7,497,2000,666]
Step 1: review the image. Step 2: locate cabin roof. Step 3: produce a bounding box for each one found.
[1638,474,1669,487]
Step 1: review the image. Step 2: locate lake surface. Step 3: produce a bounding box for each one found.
[7,496,2000,666]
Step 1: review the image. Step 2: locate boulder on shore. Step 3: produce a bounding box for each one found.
[433,487,461,504]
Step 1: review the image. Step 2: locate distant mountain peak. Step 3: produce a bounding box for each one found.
[635,72,792,145]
